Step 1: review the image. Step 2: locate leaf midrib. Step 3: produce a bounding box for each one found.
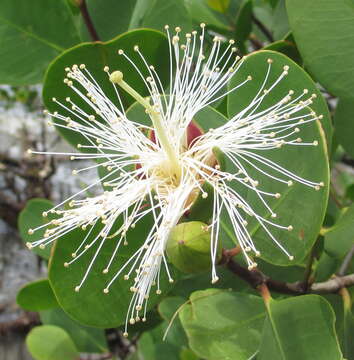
[0,14,64,52]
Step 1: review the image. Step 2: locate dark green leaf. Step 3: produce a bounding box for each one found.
[18,198,54,259]
[228,50,330,265]
[43,29,169,148]
[48,213,174,328]
[17,279,58,311]
[286,0,354,99]
[0,0,80,85]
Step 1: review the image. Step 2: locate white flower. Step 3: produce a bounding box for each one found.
[27,24,324,335]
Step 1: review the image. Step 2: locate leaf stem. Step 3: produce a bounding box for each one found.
[338,244,354,276]
[78,0,100,42]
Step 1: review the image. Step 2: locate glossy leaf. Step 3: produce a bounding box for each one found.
[48,213,174,328]
[43,29,169,147]
[227,50,330,265]
[40,308,108,353]
[26,325,79,360]
[286,0,354,99]
[179,289,265,360]
[18,198,54,259]
[0,0,80,85]
[259,295,343,360]
[17,279,58,311]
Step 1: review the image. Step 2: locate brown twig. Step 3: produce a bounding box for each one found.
[77,0,100,42]
[0,312,40,335]
[251,15,274,43]
[338,245,354,276]
[223,256,354,295]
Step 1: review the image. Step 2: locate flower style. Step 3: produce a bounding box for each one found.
[27,24,324,335]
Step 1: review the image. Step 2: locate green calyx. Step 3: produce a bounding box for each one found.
[166,221,222,274]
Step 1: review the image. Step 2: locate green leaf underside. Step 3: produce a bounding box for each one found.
[259,295,343,360]
[43,29,169,148]
[40,308,108,353]
[0,0,80,84]
[18,198,54,259]
[179,289,265,360]
[26,325,79,360]
[286,0,354,99]
[17,279,59,311]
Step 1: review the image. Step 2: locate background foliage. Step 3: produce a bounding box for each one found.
[1,0,354,359]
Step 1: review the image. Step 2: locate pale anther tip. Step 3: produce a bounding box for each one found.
[103,288,109,294]
[103,268,109,274]
[211,276,219,284]
[288,225,293,231]
[75,286,80,292]
[110,71,123,83]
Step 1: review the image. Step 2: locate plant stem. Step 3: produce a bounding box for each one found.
[78,0,100,42]
[338,244,354,276]
[251,15,274,42]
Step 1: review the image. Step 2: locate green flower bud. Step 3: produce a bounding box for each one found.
[166,221,222,274]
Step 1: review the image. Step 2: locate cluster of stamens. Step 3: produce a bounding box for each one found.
[27,24,325,335]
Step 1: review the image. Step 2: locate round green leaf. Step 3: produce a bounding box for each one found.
[227,50,330,265]
[0,0,80,85]
[179,289,265,360]
[17,279,58,311]
[18,198,54,259]
[40,308,108,353]
[26,325,79,360]
[259,295,343,360]
[48,213,174,328]
[43,29,169,147]
[286,0,354,99]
